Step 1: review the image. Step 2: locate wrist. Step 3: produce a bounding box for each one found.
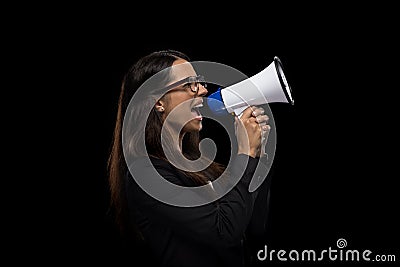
[237,148,258,158]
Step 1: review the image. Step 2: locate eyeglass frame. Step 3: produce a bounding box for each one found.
[162,75,207,94]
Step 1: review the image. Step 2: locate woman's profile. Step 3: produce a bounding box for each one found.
[107,49,272,267]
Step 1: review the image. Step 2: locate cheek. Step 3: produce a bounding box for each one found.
[163,97,193,125]
[165,94,187,112]
[166,96,192,116]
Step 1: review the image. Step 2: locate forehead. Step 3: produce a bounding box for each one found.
[170,59,197,82]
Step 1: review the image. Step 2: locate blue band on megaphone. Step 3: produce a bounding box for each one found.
[207,87,229,116]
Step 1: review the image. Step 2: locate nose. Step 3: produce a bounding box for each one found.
[197,83,208,97]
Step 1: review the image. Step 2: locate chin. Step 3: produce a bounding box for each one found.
[184,120,202,132]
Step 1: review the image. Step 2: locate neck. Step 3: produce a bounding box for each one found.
[178,131,186,151]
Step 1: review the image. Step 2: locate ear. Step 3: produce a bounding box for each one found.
[155,100,165,112]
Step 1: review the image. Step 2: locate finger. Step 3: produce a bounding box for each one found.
[261,125,271,141]
[252,107,265,117]
[240,106,257,120]
[261,124,271,132]
[247,117,258,124]
[255,114,269,124]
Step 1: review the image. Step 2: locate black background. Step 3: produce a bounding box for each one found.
[21,8,399,266]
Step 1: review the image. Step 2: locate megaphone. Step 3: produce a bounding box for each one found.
[207,56,294,116]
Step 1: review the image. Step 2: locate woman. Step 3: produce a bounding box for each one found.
[108,49,271,266]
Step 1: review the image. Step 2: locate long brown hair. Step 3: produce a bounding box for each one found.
[107,50,225,239]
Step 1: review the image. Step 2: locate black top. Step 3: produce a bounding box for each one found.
[125,154,271,267]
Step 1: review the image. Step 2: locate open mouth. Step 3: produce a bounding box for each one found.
[191,100,203,120]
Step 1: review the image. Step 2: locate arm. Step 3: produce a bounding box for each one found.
[246,177,271,237]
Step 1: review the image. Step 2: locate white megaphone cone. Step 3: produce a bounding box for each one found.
[207,56,294,117]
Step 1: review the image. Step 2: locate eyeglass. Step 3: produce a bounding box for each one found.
[163,75,207,93]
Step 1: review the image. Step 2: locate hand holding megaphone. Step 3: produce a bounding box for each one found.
[234,105,271,158]
[207,56,294,117]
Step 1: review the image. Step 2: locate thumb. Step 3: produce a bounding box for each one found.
[234,116,241,131]
[240,106,255,120]
[234,115,238,126]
